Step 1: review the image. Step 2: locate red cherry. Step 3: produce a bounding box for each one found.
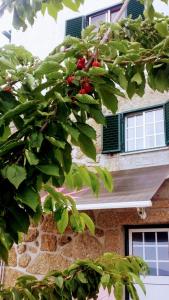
[92,60,101,67]
[77,57,85,69]
[3,86,12,93]
[83,82,93,93]
[66,75,75,85]
[79,88,87,94]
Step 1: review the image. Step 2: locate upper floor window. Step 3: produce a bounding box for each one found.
[102,103,169,154]
[125,108,165,152]
[65,1,144,38]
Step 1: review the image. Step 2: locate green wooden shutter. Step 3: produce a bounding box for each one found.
[65,16,85,38]
[164,101,169,145]
[127,0,144,19]
[102,115,121,153]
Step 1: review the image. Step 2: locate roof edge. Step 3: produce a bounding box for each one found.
[76,200,152,211]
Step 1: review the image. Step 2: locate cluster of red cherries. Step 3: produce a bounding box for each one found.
[66,57,101,95]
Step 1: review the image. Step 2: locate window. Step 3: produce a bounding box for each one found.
[102,102,169,154]
[90,12,107,27]
[130,229,169,276]
[88,5,123,27]
[125,108,165,152]
[66,1,144,38]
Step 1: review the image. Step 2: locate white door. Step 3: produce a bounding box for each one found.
[129,228,169,300]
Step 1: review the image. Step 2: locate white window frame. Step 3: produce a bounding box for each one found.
[125,107,166,152]
[129,228,169,277]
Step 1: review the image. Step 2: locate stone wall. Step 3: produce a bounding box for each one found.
[4,179,169,287]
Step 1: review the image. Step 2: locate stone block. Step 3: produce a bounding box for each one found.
[28,246,38,253]
[40,215,57,233]
[17,244,26,254]
[62,233,103,259]
[4,268,23,287]
[27,253,69,274]
[24,228,39,242]
[18,254,31,268]
[40,234,57,251]
[58,235,72,246]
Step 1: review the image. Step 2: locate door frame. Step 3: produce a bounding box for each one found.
[124,224,169,300]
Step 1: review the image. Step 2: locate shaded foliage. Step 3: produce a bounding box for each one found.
[0,253,148,300]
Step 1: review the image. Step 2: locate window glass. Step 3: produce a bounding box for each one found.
[158,262,169,276]
[136,114,143,126]
[145,232,155,245]
[136,127,143,138]
[145,111,154,124]
[125,108,165,151]
[157,232,168,245]
[148,262,157,276]
[145,247,156,260]
[136,138,144,150]
[155,109,163,121]
[127,116,135,128]
[146,136,154,148]
[158,247,169,260]
[156,134,165,147]
[110,10,126,22]
[156,122,164,134]
[132,232,143,245]
[127,128,135,138]
[127,139,135,151]
[133,246,143,258]
[145,124,154,135]
[90,13,107,27]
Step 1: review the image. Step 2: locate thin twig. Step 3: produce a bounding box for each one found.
[103,55,161,65]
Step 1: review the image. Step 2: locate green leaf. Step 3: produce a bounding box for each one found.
[130,272,146,294]
[77,123,96,140]
[61,123,80,141]
[16,187,40,212]
[0,126,11,142]
[80,212,95,235]
[25,150,39,165]
[114,281,123,300]
[78,133,96,161]
[101,273,110,288]
[57,208,69,234]
[29,132,43,149]
[89,107,106,125]
[55,276,64,288]
[77,272,88,284]
[36,165,59,176]
[131,72,142,85]
[46,136,65,149]
[89,172,100,195]
[95,167,113,192]
[70,213,82,232]
[155,21,168,37]
[89,67,108,76]
[97,86,118,114]
[2,165,26,189]
[23,289,36,300]
[43,195,55,213]
[63,0,80,11]
[76,94,98,105]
